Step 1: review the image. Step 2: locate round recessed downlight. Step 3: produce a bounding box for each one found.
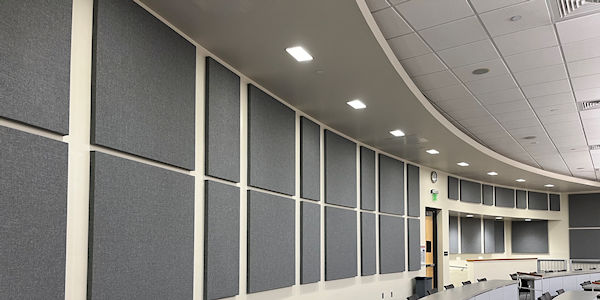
[510,15,522,21]
[472,68,490,75]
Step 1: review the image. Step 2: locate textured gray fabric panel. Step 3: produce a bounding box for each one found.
[248,84,295,195]
[516,190,527,209]
[361,212,376,276]
[380,215,405,274]
[301,201,320,284]
[93,0,196,169]
[511,221,548,253]
[300,117,320,201]
[325,206,357,280]
[528,191,548,210]
[204,180,240,300]
[325,130,357,208]
[449,216,459,254]
[495,187,515,208]
[1,0,71,134]
[89,152,194,299]
[247,190,295,293]
[460,180,481,203]
[569,229,600,259]
[360,147,376,211]
[484,220,496,254]
[461,217,482,254]
[494,221,505,253]
[0,126,67,299]
[379,154,404,215]
[482,184,494,206]
[407,164,420,217]
[569,193,600,227]
[205,57,240,182]
[549,194,560,211]
[448,176,459,200]
[408,218,421,271]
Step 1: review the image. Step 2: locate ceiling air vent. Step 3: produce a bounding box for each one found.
[555,0,600,18]
[578,100,600,111]
[590,145,600,151]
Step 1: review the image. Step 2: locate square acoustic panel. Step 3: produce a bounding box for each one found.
[247,191,295,293]
[461,217,481,254]
[0,127,68,299]
[301,201,320,284]
[205,57,240,182]
[406,164,420,217]
[512,221,548,253]
[380,215,405,274]
[528,191,548,210]
[379,154,404,215]
[516,190,527,209]
[495,187,515,208]
[325,206,357,280]
[1,0,71,134]
[482,184,494,206]
[460,179,481,204]
[549,194,560,211]
[248,84,295,195]
[448,176,459,200]
[88,152,194,299]
[360,147,376,211]
[300,117,320,201]
[325,130,357,208]
[569,229,600,259]
[93,0,196,170]
[407,218,421,271]
[569,193,600,227]
[361,212,376,276]
[204,180,240,300]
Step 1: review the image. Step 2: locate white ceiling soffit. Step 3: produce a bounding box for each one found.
[139,0,600,191]
[367,0,600,182]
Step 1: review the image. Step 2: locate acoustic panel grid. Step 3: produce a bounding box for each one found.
[407,218,421,271]
[361,212,376,276]
[379,154,404,215]
[407,164,420,217]
[325,130,357,208]
[325,206,357,280]
[301,201,321,284]
[300,117,320,201]
[380,215,405,274]
[512,221,548,254]
[360,147,376,211]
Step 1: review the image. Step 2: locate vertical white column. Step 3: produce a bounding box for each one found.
[239,78,249,297]
[295,113,301,290]
[64,0,94,299]
[193,50,206,300]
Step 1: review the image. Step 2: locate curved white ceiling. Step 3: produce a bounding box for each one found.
[138,0,600,192]
[367,0,600,181]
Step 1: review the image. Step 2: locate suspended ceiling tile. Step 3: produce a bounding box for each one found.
[539,112,581,125]
[479,0,552,37]
[494,109,537,123]
[436,39,499,68]
[372,7,412,39]
[476,88,525,105]
[452,58,509,82]
[504,46,563,73]
[493,25,558,56]
[528,92,575,108]
[567,57,600,78]
[545,120,584,137]
[500,118,541,130]
[465,74,517,95]
[574,88,600,102]
[513,64,568,87]
[412,70,460,91]
[521,79,571,98]
[555,12,600,44]
[422,84,472,101]
[419,16,488,51]
[533,103,577,117]
[561,36,600,62]
[366,0,389,12]
[399,53,447,76]
[394,0,473,30]
[470,0,528,13]
[571,74,600,91]
[562,151,594,168]
[506,126,547,140]
[571,171,597,180]
[580,109,600,121]
[388,33,432,60]
[485,99,530,114]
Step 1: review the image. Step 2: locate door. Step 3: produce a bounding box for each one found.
[425,208,439,289]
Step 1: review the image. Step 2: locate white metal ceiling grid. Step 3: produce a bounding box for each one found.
[367,0,600,181]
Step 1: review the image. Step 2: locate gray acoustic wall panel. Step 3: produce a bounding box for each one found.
[379,154,404,215]
[247,191,295,293]
[300,117,320,201]
[494,221,505,253]
[549,194,560,211]
[512,221,548,253]
[361,212,376,276]
[449,216,459,254]
[482,184,494,206]
[204,180,240,300]
[325,206,357,280]
[0,126,67,299]
[93,0,196,170]
[408,218,421,271]
[380,215,405,274]
[460,180,481,204]
[88,152,194,299]
[461,217,481,254]
[360,147,376,211]
[325,130,357,208]
[528,192,548,210]
[301,201,320,284]
[407,164,420,217]
[205,57,240,182]
[516,190,527,209]
[495,187,515,208]
[484,220,495,254]
[569,229,600,259]
[248,84,295,195]
[448,176,459,200]
[1,0,71,134]
[569,193,600,227]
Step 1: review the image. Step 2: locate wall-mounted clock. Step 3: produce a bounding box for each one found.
[431,171,438,183]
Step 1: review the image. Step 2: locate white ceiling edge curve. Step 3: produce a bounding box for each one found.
[137,0,600,192]
[356,0,600,190]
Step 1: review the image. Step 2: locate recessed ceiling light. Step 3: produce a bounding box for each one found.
[346,99,366,109]
[466,214,474,218]
[516,179,526,182]
[510,15,522,22]
[524,218,532,221]
[472,68,489,75]
[495,216,503,220]
[426,149,439,155]
[285,46,313,62]
[487,171,498,176]
[390,129,405,137]
[457,162,469,167]
[544,184,555,188]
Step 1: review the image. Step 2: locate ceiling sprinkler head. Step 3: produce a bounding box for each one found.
[510,15,522,21]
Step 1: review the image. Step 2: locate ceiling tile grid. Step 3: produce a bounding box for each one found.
[370,0,600,180]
